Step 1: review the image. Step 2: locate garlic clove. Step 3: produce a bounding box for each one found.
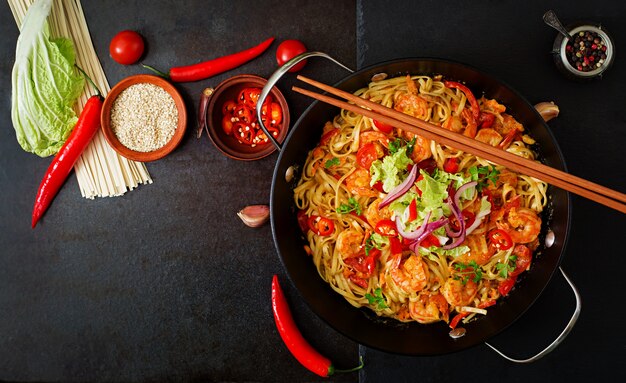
[534,102,560,122]
[237,204,270,228]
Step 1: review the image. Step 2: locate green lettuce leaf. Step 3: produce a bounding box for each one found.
[11,0,84,157]
[416,170,449,211]
[369,147,413,192]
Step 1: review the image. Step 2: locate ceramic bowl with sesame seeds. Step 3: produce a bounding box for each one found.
[101,74,187,162]
[205,74,290,161]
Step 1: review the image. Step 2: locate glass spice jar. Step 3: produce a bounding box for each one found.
[552,23,615,80]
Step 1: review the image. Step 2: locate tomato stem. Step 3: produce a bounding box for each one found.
[141,64,170,79]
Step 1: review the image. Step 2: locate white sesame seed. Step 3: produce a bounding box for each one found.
[110,83,178,152]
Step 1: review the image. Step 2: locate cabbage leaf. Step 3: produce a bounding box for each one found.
[11,0,84,157]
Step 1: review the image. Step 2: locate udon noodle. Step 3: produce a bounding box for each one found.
[293,74,548,327]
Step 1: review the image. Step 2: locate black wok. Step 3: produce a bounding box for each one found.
[268,58,571,356]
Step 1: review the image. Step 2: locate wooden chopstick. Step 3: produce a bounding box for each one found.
[293,75,626,214]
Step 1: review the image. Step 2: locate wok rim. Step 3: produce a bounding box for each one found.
[270,57,572,356]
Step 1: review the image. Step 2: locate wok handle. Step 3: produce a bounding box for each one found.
[256,52,354,151]
[485,267,581,363]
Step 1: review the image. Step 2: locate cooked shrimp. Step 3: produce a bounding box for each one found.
[456,234,495,265]
[359,131,390,149]
[364,198,392,228]
[345,168,379,197]
[394,76,429,119]
[498,113,524,135]
[475,128,503,147]
[390,253,429,294]
[409,292,450,323]
[441,278,478,307]
[443,108,477,138]
[497,207,541,244]
[480,98,506,114]
[336,230,364,258]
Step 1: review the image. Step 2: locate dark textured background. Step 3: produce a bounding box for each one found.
[1,0,625,382]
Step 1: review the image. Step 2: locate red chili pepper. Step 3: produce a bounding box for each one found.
[498,275,518,296]
[488,229,513,251]
[498,128,519,150]
[444,81,480,120]
[32,94,103,228]
[449,209,476,232]
[271,275,364,377]
[319,128,339,146]
[150,37,275,82]
[307,215,334,236]
[374,219,398,237]
[408,198,418,222]
[449,312,470,329]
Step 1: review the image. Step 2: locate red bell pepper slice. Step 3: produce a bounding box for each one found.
[444,81,480,120]
[408,199,418,222]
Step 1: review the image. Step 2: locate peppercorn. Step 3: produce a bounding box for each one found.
[565,29,607,72]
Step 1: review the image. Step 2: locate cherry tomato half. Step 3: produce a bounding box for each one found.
[373,119,394,134]
[356,142,384,170]
[443,157,460,173]
[109,30,144,65]
[488,229,513,251]
[420,234,440,248]
[276,39,307,72]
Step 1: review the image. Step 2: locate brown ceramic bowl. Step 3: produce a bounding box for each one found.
[206,75,289,161]
[101,74,187,162]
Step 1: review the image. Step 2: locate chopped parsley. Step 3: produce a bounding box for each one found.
[389,137,416,156]
[338,197,362,215]
[453,260,483,285]
[365,287,388,309]
[364,234,383,256]
[496,255,518,278]
[325,157,340,168]
[469,165,500,191]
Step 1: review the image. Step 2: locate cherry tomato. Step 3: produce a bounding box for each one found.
[449,210,476,232]
[498,276,517,296]
[415,158,437,175]
[221,115,234,135]
[109,30,144,65]
[276,39,307,72]
[373,120,394,134]
[372,181,385,193]
[344,248,381,277]
[488,229,513,251]
[478,112,495,129]
[443,157,460,173]
[375,219,398,237]
[510,245,532,277]
[356,142,383,169]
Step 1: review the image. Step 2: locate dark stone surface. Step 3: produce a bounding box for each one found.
[0,1,357,382]
[357,0,625,382]
[2,0,625,381]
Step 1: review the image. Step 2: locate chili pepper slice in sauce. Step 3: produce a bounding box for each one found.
[374,219,398,237]
[271,275,364,377]
[488,229,513,251]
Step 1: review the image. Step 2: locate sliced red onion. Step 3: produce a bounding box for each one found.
[445,196,463,238]
[408,217,449,252]
[465,201,492,235]
[442,231,466,250]
[455,181,477,204]
[396,211,431,240]
[379,165,419,208]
